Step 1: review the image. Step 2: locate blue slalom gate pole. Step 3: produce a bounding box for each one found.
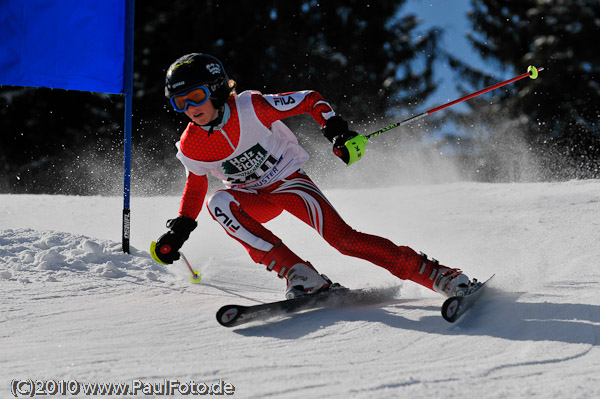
[122,0,135,253]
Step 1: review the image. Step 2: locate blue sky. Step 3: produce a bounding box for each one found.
[405,0,491,112]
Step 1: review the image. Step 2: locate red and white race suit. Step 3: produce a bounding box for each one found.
[174,90,429,284]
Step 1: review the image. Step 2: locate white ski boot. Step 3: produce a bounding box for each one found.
[409,252,471,297]
[285,263,332,299]
[432,268,470,297]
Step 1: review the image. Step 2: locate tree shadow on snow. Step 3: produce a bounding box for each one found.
[234,289,600,346]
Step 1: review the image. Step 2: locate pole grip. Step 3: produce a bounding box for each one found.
[344,135,368,166]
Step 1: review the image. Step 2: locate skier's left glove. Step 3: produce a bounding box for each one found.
[322,116,366,165]
[150,216,197,265]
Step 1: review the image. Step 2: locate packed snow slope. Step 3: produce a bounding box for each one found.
[2,181,600,398]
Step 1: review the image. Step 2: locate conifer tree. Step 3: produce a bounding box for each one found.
[449,0,599,179]
[1,1,443,193]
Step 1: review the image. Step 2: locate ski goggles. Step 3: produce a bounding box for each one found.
[169,85,210,112]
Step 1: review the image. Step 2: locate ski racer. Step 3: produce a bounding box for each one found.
[150,53,472,299]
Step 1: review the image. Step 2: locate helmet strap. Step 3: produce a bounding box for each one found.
[202,106,225,135]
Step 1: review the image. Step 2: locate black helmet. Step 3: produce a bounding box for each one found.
[165,53,233,108]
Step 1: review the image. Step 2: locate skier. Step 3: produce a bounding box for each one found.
[150,53,472,299]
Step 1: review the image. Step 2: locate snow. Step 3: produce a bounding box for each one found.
[2,181,600,398]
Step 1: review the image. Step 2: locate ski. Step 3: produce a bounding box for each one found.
[441,275,494,323]
[216,286,399,327]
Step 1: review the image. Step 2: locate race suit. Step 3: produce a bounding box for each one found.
[174,90,423,280]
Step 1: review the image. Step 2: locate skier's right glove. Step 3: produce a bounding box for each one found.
[150,216,197,265]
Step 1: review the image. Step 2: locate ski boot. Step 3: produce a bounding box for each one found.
[410,252,471,297]
[259,242,335,299]
[285,263,334,299]
[432,267,471,297]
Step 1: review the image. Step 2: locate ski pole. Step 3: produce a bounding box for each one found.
[343,65,543,165]
[150,241,204,283]
[179,251,203,283]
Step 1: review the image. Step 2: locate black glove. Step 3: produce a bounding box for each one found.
[322,115,349,143]
[152,216,197,264]
[322,116,359,165]
[332,131,359,164]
